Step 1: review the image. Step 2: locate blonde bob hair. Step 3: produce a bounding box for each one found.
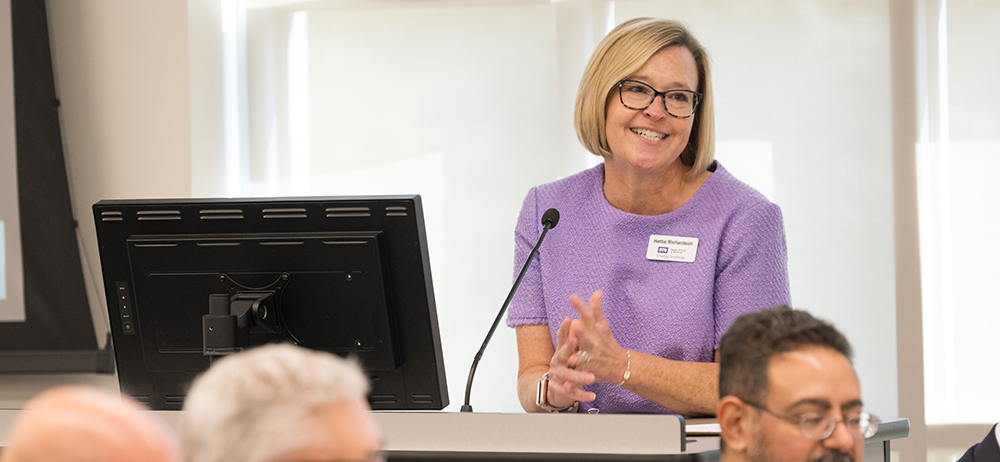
[574,18,715,180]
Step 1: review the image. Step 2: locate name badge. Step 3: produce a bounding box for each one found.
[646,235,698,262]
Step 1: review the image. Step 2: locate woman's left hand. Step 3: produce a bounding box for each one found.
[568,290,631,385]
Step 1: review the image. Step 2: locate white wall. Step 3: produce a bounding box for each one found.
[0,1,191,407]
[49,0,192,342]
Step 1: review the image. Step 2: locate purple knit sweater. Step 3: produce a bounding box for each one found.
[506,161,790,414]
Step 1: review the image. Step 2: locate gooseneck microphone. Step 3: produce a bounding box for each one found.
[461,208,560,412]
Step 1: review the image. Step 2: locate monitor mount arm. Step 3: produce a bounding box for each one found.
[202,272,290,357]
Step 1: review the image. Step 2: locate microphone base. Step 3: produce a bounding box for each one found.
[460,404,473,413]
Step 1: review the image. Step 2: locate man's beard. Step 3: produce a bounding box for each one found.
[747,426,855,462]
[808,453,854,462]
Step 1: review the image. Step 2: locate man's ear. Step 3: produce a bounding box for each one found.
[718,396,753,453]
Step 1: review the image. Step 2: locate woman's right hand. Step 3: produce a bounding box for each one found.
[545,317,597,407]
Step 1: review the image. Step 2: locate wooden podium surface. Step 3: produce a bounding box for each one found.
[365,413,906,462]
[0,409,908,462]
[372,412,695,461]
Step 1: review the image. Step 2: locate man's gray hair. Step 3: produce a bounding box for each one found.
[179,343,369,462]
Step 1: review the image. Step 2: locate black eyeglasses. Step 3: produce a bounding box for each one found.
[742,400,880,440]
[617,79,702,119]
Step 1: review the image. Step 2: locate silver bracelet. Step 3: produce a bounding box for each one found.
[617,350,631,387]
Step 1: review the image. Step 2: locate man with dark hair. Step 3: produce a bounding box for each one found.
[958,423,999,462]
[716,306,879,462]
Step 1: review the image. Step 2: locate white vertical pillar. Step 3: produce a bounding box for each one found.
[189,0,228,198]
[221,0,250,197]
[915,0,959,425]
[287,11,310,195]
[891,0,927,458]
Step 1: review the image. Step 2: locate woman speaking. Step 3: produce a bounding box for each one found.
[507,18,790,415]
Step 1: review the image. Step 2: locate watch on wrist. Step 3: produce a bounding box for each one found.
[535,372,578,413]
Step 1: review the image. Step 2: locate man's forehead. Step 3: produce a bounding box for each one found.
[766,346,861,409]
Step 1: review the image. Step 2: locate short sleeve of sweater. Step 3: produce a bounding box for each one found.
[505,187,547,327]
[713,199,791,348]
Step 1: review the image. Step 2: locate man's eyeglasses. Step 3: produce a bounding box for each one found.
[288,449,385,462]
[742,400,880,440]
[616,79,702,119]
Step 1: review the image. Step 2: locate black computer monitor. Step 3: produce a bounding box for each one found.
[93,195,448,411]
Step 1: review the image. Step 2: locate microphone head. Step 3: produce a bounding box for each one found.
[540,208,560,229]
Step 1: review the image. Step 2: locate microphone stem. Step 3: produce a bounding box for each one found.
[461,224,552,412]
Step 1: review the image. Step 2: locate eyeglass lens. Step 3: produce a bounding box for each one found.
[800,412,880,440]
[618,80,699,118]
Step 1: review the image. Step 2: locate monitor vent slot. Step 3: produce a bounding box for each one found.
[410,394,434,404]
[326,206,371,218]
[164,395,186,405]
[262,208,307,219]
[200,209,244,220]
[101,211,123,221]
[260,240,305,246]
[196,242,241,247]
[133,243,179,248]
[132,395,151,405]
[385,206,408,217]
[137,210,181,221]
[369,394,398,404]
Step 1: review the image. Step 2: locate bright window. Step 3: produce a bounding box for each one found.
[919,0,1000,425]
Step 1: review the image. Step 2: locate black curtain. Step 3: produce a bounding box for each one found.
[0,0,110,372]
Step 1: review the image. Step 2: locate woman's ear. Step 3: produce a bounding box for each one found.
[717,396,753,453]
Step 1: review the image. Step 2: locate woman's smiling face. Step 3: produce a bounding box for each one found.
[604,45,700,175]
